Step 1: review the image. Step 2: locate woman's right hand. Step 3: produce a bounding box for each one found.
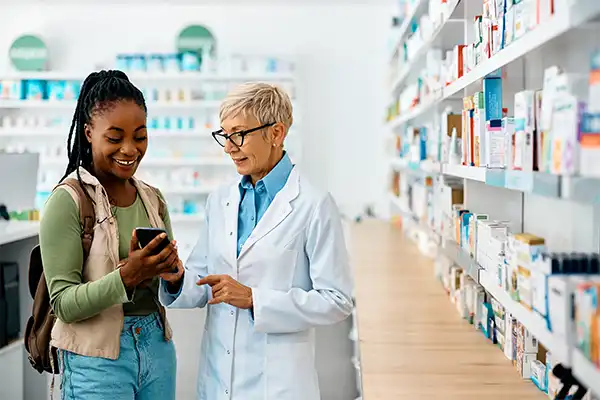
[119,230,179,289]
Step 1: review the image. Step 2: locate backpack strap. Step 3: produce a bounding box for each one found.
[58,179,96,260]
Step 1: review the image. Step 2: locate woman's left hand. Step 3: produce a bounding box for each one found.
[196,275,253,309]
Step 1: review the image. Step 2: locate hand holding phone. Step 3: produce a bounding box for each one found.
[118,228,180,289]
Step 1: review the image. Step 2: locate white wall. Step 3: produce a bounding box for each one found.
[0,3,391,218]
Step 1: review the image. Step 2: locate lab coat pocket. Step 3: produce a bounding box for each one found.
[265,332,319,400]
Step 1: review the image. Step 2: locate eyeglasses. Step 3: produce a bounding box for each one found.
[212,122,275,148]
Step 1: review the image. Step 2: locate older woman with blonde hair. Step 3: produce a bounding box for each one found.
[160,82,354,399]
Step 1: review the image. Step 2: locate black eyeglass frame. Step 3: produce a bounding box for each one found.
[211,122,276,148]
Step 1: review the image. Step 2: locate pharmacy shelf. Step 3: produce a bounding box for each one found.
[442,164,487,182]
[0,100,221,110]
[388,0,427,62]
[41,157,232,168]
[388,91,444,130]
[387,0,600,128]
[391,0,462,92]
[441,239,480,283]
[478,273,570,365]
[388,192,414,219]
[391,157,441,177]
[573,349,600,397]
[0,71,295,82]
[441,164,600,204]
[0,128,215,139]
[440,238,570,364]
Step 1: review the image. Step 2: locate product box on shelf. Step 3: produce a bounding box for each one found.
[468,213,489,259]
[473,92,486,167]
[504,313,517,361]
[484,76,503,122]
[462,96,475,166]
[485,119,505,168]
[513,90,536,171]
[574,279,600,364]
[530,359,547,392]
[580,112,600,178]
[509,233,545,305]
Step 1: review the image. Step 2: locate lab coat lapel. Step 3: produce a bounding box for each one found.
[238,168,299,259]
[223,184,240,267]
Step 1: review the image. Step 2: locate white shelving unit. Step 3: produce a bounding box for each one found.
[386,0,600,397]
[0,66,300,259]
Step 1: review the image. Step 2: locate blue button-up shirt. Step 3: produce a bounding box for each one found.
[237,152,293,255]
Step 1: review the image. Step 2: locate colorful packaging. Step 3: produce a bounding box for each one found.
[181,52,201,71]
[129,54,147,72]
[24,80,45,101]
[0,80,23,100]
[115,54,131,71]
[47,81,66,101]
[64,81,81,101]
[147,54,165,73]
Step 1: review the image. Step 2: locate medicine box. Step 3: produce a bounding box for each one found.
[504,314,516,361]
[483,77,503,122]
[513,90,536,171]
[574,280,600,362]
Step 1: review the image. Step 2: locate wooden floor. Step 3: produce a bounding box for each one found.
[351,220,544,400]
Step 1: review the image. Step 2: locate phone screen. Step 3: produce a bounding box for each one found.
[135,227,170,256]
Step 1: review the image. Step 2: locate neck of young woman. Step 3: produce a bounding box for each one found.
[91,166,134,204]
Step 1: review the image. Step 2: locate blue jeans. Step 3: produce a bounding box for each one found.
[60,313,176,400]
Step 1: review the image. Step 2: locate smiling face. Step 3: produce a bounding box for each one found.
[84,100,148,182]
[220,113,286,183]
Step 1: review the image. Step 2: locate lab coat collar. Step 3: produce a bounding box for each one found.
[223,166,300,262]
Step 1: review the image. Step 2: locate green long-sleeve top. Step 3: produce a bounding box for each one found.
[40,188,174,324]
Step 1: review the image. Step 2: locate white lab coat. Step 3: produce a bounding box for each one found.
[159,166,354,400]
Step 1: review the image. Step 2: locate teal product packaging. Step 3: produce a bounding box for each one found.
[162,116,172,131]
[180,51,200,71]
[64,81,81,100]
[171,116,182,130]
[24,80,46,100]
[183,199,198,215]
[185,117,195,131]
[47,80,66,101]
[164,54,181,72]
[115,54,131,71]
[149,117,159,130]
[483,77,503,121]
[461,212,473,249]
[147,54,164,73]
[267,58,277,73]
[0,80,24,100]
[130,54,147,72]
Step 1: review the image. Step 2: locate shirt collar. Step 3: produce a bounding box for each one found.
[239,152,293,199]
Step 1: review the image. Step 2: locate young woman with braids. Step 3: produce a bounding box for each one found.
[39,70,184,399]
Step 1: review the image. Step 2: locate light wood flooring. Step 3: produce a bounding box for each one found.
[351,220,545,400]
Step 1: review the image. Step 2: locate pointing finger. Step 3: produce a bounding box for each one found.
[196,275,224,286]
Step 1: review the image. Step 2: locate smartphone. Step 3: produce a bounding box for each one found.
[135,227,170,256]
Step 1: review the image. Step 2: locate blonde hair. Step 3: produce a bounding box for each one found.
[219,82,294,130]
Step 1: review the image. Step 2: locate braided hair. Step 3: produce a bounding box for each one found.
[60,70,147,191]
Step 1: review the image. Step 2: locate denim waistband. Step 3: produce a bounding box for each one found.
[122,312,162,336]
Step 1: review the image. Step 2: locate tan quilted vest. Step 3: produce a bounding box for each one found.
[49,167,173,359]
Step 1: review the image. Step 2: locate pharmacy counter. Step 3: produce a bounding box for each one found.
[0,220,49,400]
[0,221,39,246]
[350,220,544,399]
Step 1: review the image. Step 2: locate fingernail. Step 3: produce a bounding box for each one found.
[160,233,167,238]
